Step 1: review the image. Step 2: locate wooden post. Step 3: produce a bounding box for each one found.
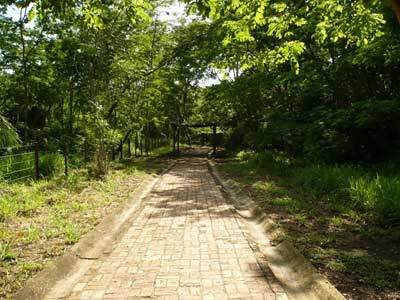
[128,138,131,157]
[177,126,180,154]
[34,142,40,180]
[212,124,217,156]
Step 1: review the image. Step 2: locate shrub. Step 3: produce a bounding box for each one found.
[237,150,254,161]
[237,150,292,175]
[88,144,108,179]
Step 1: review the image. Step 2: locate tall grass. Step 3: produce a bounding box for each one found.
[350,176,400,224]
[236,150,400,225]
[39,153,63,177]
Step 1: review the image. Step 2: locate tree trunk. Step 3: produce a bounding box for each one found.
[135,132,138,156]
[172,126,176,154]
[177,127,180,154]
[140,137,143,156]
[112,146,115,161]
[212,125,217,156]
[391,0,400,23]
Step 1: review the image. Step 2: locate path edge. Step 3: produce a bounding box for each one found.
[14,162,175,300]
[207,159,346,300]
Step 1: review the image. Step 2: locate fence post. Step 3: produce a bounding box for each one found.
[34,143,40,180]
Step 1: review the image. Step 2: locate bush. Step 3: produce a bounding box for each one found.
[237,150,255,161]
[88,144,108,179]
[40,153,63,177]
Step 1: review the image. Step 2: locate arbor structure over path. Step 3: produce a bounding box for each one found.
[172,123,218,155]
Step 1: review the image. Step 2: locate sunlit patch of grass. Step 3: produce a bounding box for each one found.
[0,242,16,261]
[0,152,168,299]
[62,222,81,245]
[21,261,43,273]
[22,225,41,244]
[329,216,346,228]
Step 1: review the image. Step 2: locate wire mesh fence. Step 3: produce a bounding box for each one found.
[0,137,171,183]
[0,146,65,183]
[0,147,36,182]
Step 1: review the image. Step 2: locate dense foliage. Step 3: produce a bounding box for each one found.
[1,1,400,298]
[0,0,209,167]
[186,0,400,163]
[3,0,400,164]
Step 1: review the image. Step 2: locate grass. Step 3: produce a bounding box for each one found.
[0,150,170,299]
[217,150,400,299]
[0,152,64,182]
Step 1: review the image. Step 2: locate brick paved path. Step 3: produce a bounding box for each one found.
[50,159,288,300]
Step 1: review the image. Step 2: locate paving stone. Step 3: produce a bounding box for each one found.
[46,158,288,300]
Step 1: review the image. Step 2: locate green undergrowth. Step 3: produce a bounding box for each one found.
[0,152,64,182]
[0,153,168,299]
[218,150,400,298]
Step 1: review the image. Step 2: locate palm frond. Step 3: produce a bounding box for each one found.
[0,115,21,148]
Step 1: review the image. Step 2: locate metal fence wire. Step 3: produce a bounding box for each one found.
[0,146,65,182]
[0,151,36,182]
[0,138,170,183]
